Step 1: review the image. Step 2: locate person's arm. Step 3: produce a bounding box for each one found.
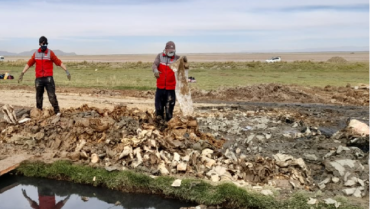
[22,189,39,209]
[18,53,36,83]
[50,51,71,80]
[152,54,161,78]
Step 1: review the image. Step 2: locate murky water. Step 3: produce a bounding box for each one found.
[0,174,195,209]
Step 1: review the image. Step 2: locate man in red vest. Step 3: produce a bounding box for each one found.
[18,36,71,116]
[152,41,180,121]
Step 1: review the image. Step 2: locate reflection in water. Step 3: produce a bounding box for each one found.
[0,174,195,209]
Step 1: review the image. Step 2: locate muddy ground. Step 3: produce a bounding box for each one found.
[0,84,369,208]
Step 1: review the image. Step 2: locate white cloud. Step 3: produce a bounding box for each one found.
[0,0,368,53]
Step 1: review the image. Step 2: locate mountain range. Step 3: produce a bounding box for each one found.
[0,50,77,56]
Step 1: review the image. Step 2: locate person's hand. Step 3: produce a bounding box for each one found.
[22,189,28,198]
[154,69,161,79]
[66,70,71,81]
[18,72,24,83]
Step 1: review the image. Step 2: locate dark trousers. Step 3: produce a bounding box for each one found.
[35,76,60,114]
[155,88,176,121]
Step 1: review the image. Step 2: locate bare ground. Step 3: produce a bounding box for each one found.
[0,84,369,208]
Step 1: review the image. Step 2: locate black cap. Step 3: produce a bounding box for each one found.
[39,36,48,45]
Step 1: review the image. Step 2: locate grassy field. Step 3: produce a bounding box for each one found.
[0,60,368,91]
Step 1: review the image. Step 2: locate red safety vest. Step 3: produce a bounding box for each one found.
[156,53,178,90]
[34,49,54,78]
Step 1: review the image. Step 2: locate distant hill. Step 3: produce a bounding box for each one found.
[0,49,77,56]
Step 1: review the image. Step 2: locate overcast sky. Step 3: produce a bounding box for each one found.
[0,0,368,54]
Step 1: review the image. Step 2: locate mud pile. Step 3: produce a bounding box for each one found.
[192,84,369,106]
[0,105,314,190]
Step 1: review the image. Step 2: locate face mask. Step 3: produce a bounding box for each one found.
[41,45,47,52]
[167,51,175,57]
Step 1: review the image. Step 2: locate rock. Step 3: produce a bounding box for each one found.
[225,149,237,162]
[307,198,317,205]
[318,177,331,189]
[182,155,190,162]
[30,108,42,118]
[81,196,89,202]
[68,152,80,161]
[328,159,364,176]
[261,190,273,196]
[118,146,132,159]
[171,179,182,187]
[114,201,121,206]
[91,153,99,163]
[264,133,272,140]
[324,198,341,208]
[336,145,350,154]
[158,162,169,175]
[342,188,356,195]
[177,163,187,171]
[332,177,340,183]
[201,148,213,157]
[353,187,364,198]
[235,148,241,154]
[303,153,318,161]
[347,119,369,135]
[344,179,357,187]
[173,152,180,162]
[211,174,219,182]
[201,156,216,168]
[323,150,336,159]
[273,153,294,167]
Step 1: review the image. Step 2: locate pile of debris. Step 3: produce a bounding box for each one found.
[0,104,313,189]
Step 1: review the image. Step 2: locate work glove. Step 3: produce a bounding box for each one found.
[18,72,24,83]
[66,70,71,81]
[154,69,161,79]
[183,56,188,63]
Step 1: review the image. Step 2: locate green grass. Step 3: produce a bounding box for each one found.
[16,160,365,209]
[0,60,368,91]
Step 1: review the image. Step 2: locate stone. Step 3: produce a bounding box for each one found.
[182,155,190,162]
[329,159,363,176]
[353,187,364,198]
[158,162,169,175]
[201,148,213,157]
[342,188,356,195]
[336,145,350,154]
[171,179,182,187]
[344,179,357,187]
[91,153,99,163]
[332,177,340,183]
[202,156,216,168]
[211,174,219,182]
[307,198,317,205]
[119,146,132,159]
[177,163,187,171]
[261,190,273,196]
[303,154,318,161]
[324,198,341,208]
[173,152,180,162]
[235,148,241,154]
[347,119,369,135]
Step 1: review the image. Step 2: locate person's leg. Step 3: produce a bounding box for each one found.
[35,78,45,110]
[155,88,166,120]
[165,90,176,121]
[45,77,60,114]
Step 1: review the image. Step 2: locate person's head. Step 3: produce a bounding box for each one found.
[39,36,48,52]
[164,41,175,57]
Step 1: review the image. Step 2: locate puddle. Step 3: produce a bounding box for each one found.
[0,175,195,209]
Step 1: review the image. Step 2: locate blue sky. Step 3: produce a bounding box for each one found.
[0,0,368,54]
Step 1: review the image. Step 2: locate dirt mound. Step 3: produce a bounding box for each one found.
[193,84,322,103]
[192,84,369,106]
[327,56,347,63]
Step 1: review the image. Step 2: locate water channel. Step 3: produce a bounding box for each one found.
[0,174,196,209]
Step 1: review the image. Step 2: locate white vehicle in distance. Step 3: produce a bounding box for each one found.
[265,56,281,63]
[0,56,4,61]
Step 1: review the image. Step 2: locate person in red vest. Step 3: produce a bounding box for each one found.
[18,36,71,116]
[152,41,182,121]
[22,188,70,209]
